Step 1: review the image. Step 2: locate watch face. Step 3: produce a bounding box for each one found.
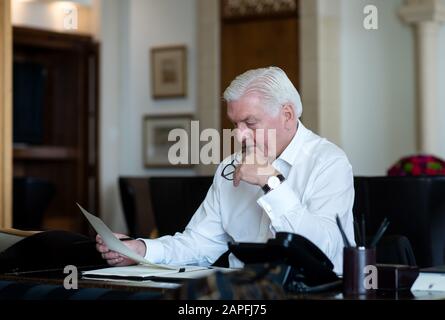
[268,176,281,189]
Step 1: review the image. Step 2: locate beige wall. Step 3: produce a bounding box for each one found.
[0,0,12,228]
[99,0,199,232]
[12,0,94,35]
[340,0,417,175]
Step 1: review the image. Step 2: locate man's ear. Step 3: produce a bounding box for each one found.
[282,103,295,123]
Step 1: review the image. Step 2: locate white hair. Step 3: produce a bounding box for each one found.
[223,66,302,118]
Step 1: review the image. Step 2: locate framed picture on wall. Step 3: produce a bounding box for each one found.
[151,45,187,98]
[143,114,193,167]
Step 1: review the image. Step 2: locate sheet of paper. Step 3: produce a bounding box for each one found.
[411,272,445,292]
[77,203,176,270]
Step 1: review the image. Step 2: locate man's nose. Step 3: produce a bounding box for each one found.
[235,126,253,145]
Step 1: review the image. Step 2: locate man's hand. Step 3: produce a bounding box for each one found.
[96,233,147,267]
[233,145,279,188]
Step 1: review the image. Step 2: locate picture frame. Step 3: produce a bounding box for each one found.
[143,114,193,168]
[151,45,187,98]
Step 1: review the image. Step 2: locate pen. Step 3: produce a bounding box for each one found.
[370,218,390,248]
[336,214,351,248]
[354,220,362,247]
[360,213,366,247]
[118,237,135,241]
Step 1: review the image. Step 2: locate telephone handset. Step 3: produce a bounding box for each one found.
[228,232,340,293]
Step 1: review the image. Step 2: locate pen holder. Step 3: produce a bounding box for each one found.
[343,247,376,296]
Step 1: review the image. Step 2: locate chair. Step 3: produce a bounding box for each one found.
[148,177,213,236]
[118,177,158,238]
[375,235,417,266]
[119,175,445,268]
[0,230,107,274]
[354,176,445,267]
[119,176,213,238]
[13,177,55,230]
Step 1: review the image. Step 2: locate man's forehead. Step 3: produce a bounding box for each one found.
[227,96,265,121]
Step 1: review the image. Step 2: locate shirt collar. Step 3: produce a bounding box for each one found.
[277,119,307,167]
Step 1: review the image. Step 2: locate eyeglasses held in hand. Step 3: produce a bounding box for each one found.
[221,159,237,181]
[221,153,242,181]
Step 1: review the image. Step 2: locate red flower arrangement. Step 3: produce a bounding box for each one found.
[387,155,445,176]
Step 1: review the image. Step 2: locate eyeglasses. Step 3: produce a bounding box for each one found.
[221,153,242,181]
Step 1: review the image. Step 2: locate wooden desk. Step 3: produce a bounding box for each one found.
[0,272,180,297]
[290,289,445,300]
[2,271,445,300]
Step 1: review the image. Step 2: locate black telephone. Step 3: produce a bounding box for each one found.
[228,232,341,293]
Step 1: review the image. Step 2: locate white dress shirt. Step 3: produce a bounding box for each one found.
[140,120,355,274]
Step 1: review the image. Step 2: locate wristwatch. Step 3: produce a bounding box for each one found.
[262,174,285,194]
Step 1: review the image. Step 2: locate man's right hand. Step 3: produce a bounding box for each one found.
[95,233,147,267]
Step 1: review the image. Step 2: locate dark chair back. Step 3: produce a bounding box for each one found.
[119,176,213,238]
[375,235,417,266]
[354,176,445,267]
[149,177,213,236]
[13,177,55,230]
[118,177,158,238]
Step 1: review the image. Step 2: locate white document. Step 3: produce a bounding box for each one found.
[82,264,207,280]
[411,272,445,292]
[77,203,176,270]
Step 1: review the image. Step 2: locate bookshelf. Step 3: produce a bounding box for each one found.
[12,27,99,233]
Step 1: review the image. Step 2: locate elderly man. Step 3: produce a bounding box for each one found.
[97,67,355,274]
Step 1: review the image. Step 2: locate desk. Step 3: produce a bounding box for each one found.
[290,290,445,300]
[2,272,445,300]
[0,268,184,301]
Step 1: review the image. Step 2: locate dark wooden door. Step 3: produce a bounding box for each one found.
[221,0,300,130]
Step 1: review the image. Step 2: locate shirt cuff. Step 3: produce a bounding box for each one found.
[137,238,165,264]
[256,180,304,223]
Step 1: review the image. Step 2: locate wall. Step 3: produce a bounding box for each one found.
[0,0,13,228]
[438,25,445,159]
[118,0,197,177]
[99,0,198,231]
[98,0,126,231]
[300,0,342,147]
[340,0,417,175]
[12,0,94,34]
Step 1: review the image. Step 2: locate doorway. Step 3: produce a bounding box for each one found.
[220,0,300,130]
